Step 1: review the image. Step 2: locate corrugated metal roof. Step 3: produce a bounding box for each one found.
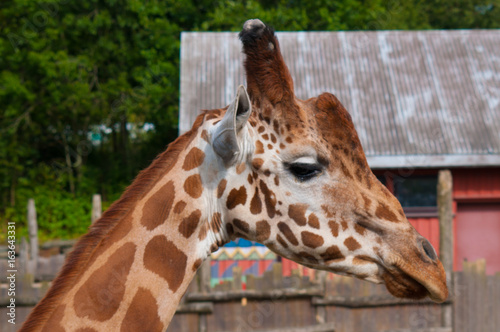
[180,30,500,168]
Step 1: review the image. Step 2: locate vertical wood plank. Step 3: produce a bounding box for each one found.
[233,266,242,290]
[438,169,453,329]
[272,263,283,289]
[246,274,256,290]
[200,256,211,293]
[91,194,102,223]
[438,170,453,281]
[476,259,486,332]
[27,199,38,271]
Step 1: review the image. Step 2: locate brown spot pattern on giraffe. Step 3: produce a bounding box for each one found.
[321,245,345,262]
[233,218,250,233]
[341,220,348,231]
[361,193,372,211]
[184,174,203,199]
[205,113,218,120]
[301,231,324,249]
[200,129,209,142]
[120,287,163,332]
[198,223,208,241]
[74,242,136,321]
[256,220,271,242]
[278,222,298,246]
[236,162,246,174]
[354,223,366,236]
[143,235,187,292]
[260,180,276,218]
[321,205,334,218]
[142,181,175,230]
[288,204,308,226]
[250,187,262,215]
[76,328,98,332]
[173,201,187,214]
[178,209,202,238]
[375,202,400,222]
[226,186,247,209]
[252,158,264,170]
[217,179,227,198]
[182,147,205,171]
[255,140,265,154]
[328,220,339,237]
[344,236,361,251]
[308,214,320,229]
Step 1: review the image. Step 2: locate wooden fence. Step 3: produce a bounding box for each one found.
[4,252,499,331]
[453,260,500,332]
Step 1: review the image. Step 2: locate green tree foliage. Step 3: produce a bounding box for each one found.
[1,0,498,241]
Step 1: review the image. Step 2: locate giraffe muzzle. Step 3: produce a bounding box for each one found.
[383,245,449,303]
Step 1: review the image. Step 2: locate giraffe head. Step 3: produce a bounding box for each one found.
[207,19,448,302]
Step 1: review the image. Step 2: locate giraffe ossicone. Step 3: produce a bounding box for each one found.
[21,19,448,331]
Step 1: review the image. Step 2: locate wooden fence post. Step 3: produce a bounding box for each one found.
[27,198,38,274]
[200,256,212,294]
[315,270,328,324]
[438,170,453,281]
[91,194,102,223]
[438,169,453,328]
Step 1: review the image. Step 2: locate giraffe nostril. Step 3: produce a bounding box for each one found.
[421,238,437,262]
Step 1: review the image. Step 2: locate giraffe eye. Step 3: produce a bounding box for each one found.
[287,163,322,181]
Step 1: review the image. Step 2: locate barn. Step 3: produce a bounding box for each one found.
[179,29,500,282]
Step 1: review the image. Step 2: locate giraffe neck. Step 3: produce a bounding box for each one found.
[22,113,225,332]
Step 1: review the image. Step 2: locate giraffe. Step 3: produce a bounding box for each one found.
[21,19,448,331]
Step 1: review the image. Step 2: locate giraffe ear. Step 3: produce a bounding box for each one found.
[212,85,252,166]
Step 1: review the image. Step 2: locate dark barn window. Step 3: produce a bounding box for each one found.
[393,175,438,208]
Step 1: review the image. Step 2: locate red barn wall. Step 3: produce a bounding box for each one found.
[452,168,500,275]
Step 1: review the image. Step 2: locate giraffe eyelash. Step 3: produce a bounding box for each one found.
[285,162,323,181]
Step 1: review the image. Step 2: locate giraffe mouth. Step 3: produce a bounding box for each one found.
[382,256,448,303]
[382,268,429,300]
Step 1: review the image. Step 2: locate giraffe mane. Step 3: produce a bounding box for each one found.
[20,113,207,332]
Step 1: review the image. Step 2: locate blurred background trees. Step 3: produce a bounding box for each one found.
[1,0,498,240]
